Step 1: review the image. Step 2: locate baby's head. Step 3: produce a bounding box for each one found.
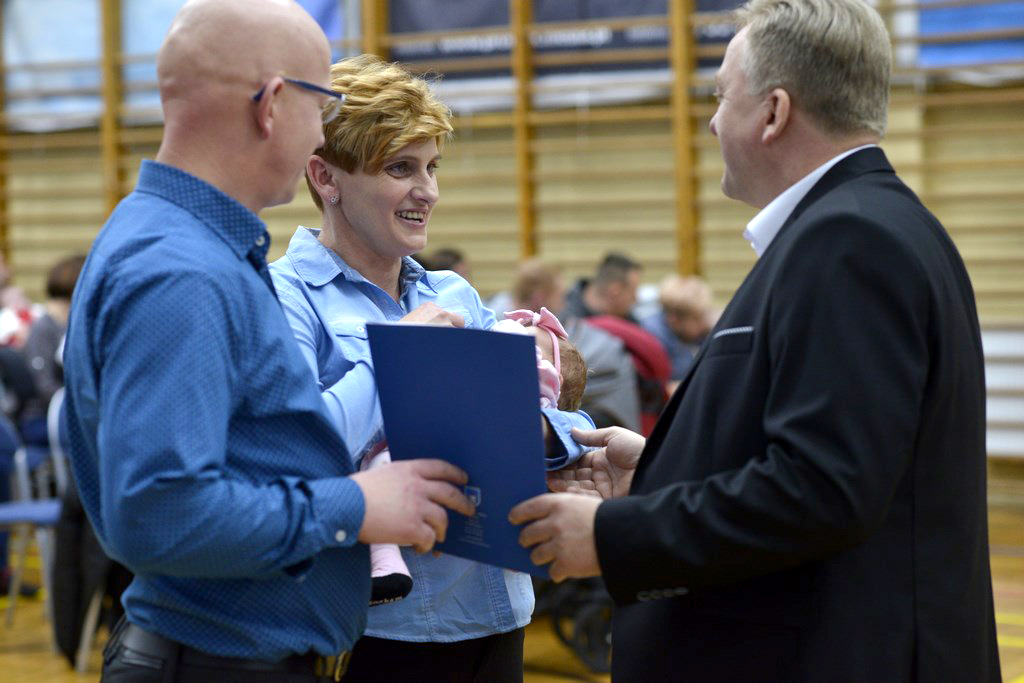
[522,326,587,412]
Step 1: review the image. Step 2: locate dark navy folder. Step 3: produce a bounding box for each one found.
[366,323,549,577]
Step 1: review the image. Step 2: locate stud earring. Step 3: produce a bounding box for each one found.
[329,195,339,205]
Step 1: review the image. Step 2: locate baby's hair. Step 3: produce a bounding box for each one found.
[557,339,587,412]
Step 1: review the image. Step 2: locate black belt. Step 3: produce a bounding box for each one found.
[118,621,350,681]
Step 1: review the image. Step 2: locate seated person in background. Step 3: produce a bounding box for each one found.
[20,254,86,441]
[408,252,432,270]
[563,251,642,323]
[0,396,39,597]
[269,54,594,682]
[562,253,670,435]
[0,340,44,596]
[641,274,716,384]
[429,246,471,281]
[366,306,587,605]
[511,258,641,432]
[0,252,37,349]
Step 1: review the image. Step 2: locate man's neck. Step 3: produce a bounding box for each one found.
[156,125,266,215]
[754,130,880,209]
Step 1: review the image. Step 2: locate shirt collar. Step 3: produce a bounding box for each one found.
[286,226,435,294]
[135,160,271,263]
[743,144,877,258]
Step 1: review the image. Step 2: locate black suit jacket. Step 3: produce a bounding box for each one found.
[595,148,1000,682]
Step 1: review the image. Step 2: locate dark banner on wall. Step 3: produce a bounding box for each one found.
[386,0,1024,75]
[388,0,739,75]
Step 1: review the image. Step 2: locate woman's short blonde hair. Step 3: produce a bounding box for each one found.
[307,54,453,210]
[736,0,891,138]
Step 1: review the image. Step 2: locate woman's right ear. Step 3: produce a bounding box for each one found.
[306,155,338,205]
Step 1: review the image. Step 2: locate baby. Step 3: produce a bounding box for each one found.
[491,307,587,413]
[366,307,587,605]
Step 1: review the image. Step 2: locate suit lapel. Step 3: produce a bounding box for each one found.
[778,146,894,237]
[635,148,896,478]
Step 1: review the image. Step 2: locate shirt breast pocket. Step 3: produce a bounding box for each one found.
[705,325,754,357]
[329,318,371,364]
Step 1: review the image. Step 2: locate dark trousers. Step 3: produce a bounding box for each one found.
[101,618,346,682]
[342,628,525,683]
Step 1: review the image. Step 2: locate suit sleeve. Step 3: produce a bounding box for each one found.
[595,212,932,603]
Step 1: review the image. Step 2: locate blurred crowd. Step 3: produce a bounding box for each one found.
[418,246,719,437]
[0,252,85,593]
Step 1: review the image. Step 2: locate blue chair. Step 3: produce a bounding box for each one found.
[0,387,67,627]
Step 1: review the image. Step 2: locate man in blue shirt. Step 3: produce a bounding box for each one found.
[62,1,474,681]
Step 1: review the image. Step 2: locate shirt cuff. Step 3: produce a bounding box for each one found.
[541,407,596,470]
[308,476,365,548]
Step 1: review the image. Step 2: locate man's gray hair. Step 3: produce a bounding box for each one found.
[736,0,892,137]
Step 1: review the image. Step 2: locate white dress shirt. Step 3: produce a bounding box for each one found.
[743,144,877,257]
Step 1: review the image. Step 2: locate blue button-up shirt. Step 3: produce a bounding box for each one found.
[64,161,369,660]
[270,226,594,642]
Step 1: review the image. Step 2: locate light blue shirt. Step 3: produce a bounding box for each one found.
[270,226,593,642]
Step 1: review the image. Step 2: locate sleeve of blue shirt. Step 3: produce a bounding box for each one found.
[540,407,594,470]
[275,287,383,463]
[93,271,363,579]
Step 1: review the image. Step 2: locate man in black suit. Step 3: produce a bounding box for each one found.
[510,0,1001,680]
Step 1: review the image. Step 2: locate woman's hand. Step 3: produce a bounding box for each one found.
[400,303,465,327]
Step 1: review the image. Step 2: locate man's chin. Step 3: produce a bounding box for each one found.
[266,186,298,211]
[721,176,737,200]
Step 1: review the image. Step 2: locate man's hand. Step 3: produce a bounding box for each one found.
[351,459,475,554]
[509,493,602,582]
[547,426,645,499]
[400,303,465,328]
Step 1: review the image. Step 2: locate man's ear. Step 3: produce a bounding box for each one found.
[306,154,339,204]
[762,88,791,145]
[253,76,285,139]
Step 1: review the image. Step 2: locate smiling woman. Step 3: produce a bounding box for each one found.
[313,137,441,291]
[267,54,595,683]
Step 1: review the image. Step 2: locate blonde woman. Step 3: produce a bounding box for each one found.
[270,55,592,682]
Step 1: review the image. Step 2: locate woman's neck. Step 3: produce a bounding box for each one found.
[318,216,404,302]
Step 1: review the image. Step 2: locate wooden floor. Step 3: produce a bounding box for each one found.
[0,570,608,683]
[8,476,1024,682]
[0,603,607,683]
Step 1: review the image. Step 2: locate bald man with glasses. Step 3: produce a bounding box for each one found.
[63,1,474,681]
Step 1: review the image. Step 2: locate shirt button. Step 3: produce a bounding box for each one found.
[255,235,266,247]
[334,530,347,543]
[356,325,365,333]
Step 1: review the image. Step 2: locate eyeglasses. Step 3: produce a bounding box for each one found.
[252,77,345,123]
